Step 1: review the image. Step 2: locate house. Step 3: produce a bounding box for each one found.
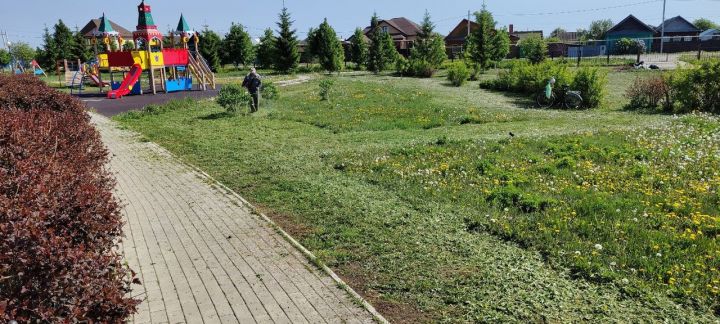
[444,19,478,58]
[509,25,543,44]
[554,31,579,43]
[357,17,422,56]
[700,29,720,41]
[653,16,701,52]
[80,17,133,40]
[606,15,655,54]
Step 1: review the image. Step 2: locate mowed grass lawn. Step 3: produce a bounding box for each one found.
[115,70,719,322]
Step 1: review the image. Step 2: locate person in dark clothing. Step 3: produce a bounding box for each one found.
[242,68,262,113]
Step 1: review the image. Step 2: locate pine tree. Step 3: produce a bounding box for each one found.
[302,27,317,65]
[381,30,399,65]
[36,26,56,70]
[199,28,222,72]
[349,28,368,70]
[409,10,447,70]
[309,19,344,73]
[255,28,276,69]
[273,7,300,73]
[367,13,390,73]
[71,31,93,62]
[467,6,508,70]
[0,49,11,68]
[222,23,254,69]
[52,20,75,61]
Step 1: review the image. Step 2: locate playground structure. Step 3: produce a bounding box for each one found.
[68,1,215,99]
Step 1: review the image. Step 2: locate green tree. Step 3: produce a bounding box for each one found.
[199,28,222,72]
[587,19,613,40]
[52,20,75,61]
[349,28,368,70]
[36,26,56,70]
[409,10,447,70]
[71,32,93,62]
[163,30,175,48]
[550,27,566,39]
[302,27,317,64]
[274,7,300,73]
[222,23,254,68]
[519,35,547,64]
[309,19,344,73]
[467,6,509,70]
[0,49,11,68]
[9,42,36,68]
[367,13,398,73]
[693,18,718,31]
[123,40,135,51]
[255,28,276,69]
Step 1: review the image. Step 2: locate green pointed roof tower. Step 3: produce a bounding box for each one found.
[136,0,157,30]
[176,14,190,33]
[95,13,119,36]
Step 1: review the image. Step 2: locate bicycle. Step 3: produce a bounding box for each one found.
[536,79,584,109]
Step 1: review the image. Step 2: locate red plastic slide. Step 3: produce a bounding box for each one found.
[107,64,142,99]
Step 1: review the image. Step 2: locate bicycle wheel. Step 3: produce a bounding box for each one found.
[536,92,555,109]
[564,92,583,109]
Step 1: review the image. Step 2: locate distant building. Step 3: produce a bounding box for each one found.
[444,19,478,58]
[350,17,422,56]
[606,15,656,54]
[700,29,720,41]
[79,17,133,40]
[509,25,543,44]
[653,16,701,52]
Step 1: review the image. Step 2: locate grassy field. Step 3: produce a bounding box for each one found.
[115,70,719,322]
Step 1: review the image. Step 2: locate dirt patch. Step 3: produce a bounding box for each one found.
[337,262,433,324]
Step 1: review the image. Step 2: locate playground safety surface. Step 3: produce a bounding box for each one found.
[79,89,219,117]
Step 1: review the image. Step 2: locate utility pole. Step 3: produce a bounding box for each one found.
[660,0,667,54]
[467,10,471,36]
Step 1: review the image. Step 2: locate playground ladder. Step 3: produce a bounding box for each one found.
[188,53,216,90]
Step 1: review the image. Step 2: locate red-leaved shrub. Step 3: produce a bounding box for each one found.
[0,75,140,322]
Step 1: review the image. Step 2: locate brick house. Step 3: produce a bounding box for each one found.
[444,19,478,59]
[349,17,422,57]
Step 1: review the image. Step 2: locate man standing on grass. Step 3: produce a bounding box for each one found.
[242,68,262,113]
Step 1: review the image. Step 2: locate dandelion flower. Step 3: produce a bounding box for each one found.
[594,244,603,251]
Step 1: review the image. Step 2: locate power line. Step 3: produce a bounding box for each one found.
[495,0,663,17]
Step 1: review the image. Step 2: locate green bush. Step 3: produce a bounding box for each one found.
[406,58,435,78]
[394,56,409,76]
[671,60,720,113]
[614,38,646,55]
[571,67,607,108]
[217,83,251,114]
[519,35,548,64]
[480,61,607,108]
[446,62,470,87]
[318,78,334,101]
[262,81,279,100]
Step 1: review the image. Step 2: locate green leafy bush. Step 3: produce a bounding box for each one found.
[446,62,470,87]
[217,83,251,114]
[394,56,409,76]
[518,35,548,64]
[614,38,646,55]
[481,61,607,108]
[405,58,435,78]
[571,67,607,108]
[262,81,279,100]
[318,78,334,101]
[625,75,672,111]
[671,60,720,113]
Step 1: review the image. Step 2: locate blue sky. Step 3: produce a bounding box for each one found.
[1,0,718,47]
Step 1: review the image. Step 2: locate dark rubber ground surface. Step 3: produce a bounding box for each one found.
[79,88,218,117]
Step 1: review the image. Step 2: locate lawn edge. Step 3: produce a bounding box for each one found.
[102,113,389,324]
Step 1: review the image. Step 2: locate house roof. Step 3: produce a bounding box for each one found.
[511,30,544,41]
[607,15,655,35]
[700,28,720,36]
[657,16,700,33]
[555,31,579,42]
[80,17,133,38]
[362,17,421,37]
[444,19,479,41]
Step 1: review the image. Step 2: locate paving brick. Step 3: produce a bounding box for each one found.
[92,114,375,324]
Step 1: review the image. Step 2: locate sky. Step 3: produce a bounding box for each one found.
[1,0,719,48]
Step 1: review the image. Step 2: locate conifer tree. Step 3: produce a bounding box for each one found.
[52,20,75,61]
[199,28,222,72]
[367,13,397,73]
[71,31,93,62]
[222,23,254,68]
[273,7,300,73]
[255,28,276,69]
[349,28,368,70]
[309,19,344,73]
[467,6,509,70]
[36,26,56,70]
[409,10,447,71]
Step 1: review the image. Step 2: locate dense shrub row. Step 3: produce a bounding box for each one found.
[626,60,720,113]
[0,75,139,322]
[480,61,607,108]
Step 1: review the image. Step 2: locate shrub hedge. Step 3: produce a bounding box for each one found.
[446,61,470,87]
[480,61,607,108]
[0,75,139,322]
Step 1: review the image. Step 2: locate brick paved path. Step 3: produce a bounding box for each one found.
[92,115,378,324]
